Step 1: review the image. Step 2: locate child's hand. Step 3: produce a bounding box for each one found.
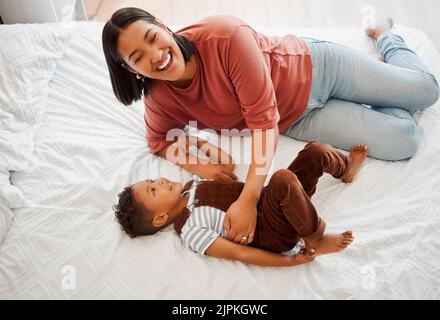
[295,248,316,264]
[290,248,316,265]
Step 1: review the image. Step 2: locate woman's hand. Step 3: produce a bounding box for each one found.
[224,197,257,245]
[158,136,237,180]
[193,163,238,181]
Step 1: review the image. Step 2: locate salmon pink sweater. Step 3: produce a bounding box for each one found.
[144,15,312,153]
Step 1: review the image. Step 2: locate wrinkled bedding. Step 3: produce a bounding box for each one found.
[1,21,439,299]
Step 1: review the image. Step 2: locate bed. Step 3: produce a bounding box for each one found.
[1,20,439,299]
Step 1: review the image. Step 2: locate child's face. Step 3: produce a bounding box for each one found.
[132,178,184,216]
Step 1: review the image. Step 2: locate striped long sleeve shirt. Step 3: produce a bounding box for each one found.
[180,177,305,257]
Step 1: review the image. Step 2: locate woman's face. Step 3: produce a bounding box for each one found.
[117,20,186,81]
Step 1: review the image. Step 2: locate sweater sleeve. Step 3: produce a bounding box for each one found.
[227,25,280,130]
[144,98,185,154]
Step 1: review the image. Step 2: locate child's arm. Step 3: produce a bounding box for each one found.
[205,237,315,267]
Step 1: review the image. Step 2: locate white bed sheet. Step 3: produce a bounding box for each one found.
[0,21,439,299]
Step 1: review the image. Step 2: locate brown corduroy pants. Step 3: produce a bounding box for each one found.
[251,141,349,253]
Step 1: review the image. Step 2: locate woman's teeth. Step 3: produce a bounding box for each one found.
[158,53,171,70]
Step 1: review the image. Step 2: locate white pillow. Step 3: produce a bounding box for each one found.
[0,23,70,242]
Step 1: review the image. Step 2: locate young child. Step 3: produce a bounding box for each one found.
[114,141,367,267]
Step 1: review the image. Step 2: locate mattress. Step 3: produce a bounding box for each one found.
[1,21,439,299]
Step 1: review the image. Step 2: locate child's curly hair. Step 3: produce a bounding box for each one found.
[113,186,158,237]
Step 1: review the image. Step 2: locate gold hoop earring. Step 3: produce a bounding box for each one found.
[136,74,142,80]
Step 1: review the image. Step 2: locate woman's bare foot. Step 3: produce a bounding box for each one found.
[365,18,394,40]
[306,231,354,256]
[340,144,368,183]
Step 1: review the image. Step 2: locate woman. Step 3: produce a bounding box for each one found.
[102,7,439,245]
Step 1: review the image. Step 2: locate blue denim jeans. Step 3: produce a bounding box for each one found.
[284,32,439,161]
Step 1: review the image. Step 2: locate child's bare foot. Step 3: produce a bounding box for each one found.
[340,144,368,183]
[365,18,394,40]
[307,231,354,256]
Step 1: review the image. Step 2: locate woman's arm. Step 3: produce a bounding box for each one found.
[205,236,315,267]
[242,126,279,200]
[224,126,279,244]
[157,135,237,180]
[221,25,283,243]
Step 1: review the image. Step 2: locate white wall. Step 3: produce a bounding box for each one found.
[0,0,87,23]
[69,0,440,51]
